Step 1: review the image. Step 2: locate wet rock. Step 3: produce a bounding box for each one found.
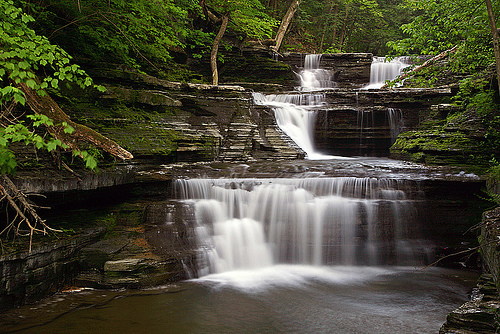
[104,258,143,272]
[440,275,500,334]
[440,301,500,334]
[11,165,136,193]
[73,200,198,290]
[480,208,500,294]
[315,88,453,156]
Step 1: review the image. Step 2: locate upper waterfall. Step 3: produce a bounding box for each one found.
[298,54,337,91]
[363,56,411,89]
[253,92,331,160]
[253,54,342,160]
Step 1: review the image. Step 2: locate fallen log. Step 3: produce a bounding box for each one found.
[381,45,459,89]
[17,78,133,160]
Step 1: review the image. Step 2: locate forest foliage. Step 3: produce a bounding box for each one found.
[4,0,498,78]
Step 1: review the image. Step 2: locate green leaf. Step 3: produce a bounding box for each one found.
[1,86,13,95]
[13,93,25,105]
[46,140,59,151]
[26,79,36,89]
[62,122,75,134]
[84,154,98,170]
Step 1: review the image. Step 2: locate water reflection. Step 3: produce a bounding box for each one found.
[0,267,477,334]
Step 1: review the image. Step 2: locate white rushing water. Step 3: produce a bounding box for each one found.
[388,107,403,144]
[253,54,341,160]
[253,92,333,159]
[178,177,431,276]
[254,54,407,158]
[363,56,411,89]
[297,54,337,91]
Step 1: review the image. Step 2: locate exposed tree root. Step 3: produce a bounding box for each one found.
[0,175,58,253]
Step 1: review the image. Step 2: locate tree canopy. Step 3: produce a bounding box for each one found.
[0,0,108,173]
[387,0,498,73]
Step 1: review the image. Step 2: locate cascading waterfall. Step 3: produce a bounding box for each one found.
[177,177,431,276]
[363,56,411,89]
[356,107,403,152]
[388,107,403,144]
[253,92,329,159]
[253,54,339,160]
[297,54,337,91]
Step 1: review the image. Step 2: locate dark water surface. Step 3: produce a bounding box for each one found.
[0,266,477,334]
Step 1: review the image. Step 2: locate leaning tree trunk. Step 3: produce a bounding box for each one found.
[273,0,301,52]
[339,4,350,51]
[211,14,229,86]
[485,0,500,94]
[330,5,339,50]
[17,78,133,160]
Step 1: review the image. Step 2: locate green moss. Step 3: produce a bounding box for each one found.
[391,126,492,172]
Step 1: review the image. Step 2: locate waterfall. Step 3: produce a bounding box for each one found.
[363,56,411,89]
[177,177,431,275]
[388,108,403,144]
[298,54,337,91]
[253,92,329,159]
[253,54,339,160]
[356,107,403,153]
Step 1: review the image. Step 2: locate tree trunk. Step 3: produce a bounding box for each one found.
[330,5,339,49]
[210,14,229,86]
[17,79,133,160]
[319,0,336,53]
[339,4,350,51]
[268,0,278,12]
[273,0,301,52]
[485,0,500,94]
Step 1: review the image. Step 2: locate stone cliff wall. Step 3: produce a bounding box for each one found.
[0,228,104,312]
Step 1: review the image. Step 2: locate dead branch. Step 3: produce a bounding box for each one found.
[421,246,479,270]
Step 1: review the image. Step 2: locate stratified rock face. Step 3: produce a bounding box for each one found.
[314,88,453,156]
[0,228,104,312]
[390,105,490,168]
[74,199,199,289]
[84,68,304,163]
[480,207,500,293]
[278,53,373,88]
